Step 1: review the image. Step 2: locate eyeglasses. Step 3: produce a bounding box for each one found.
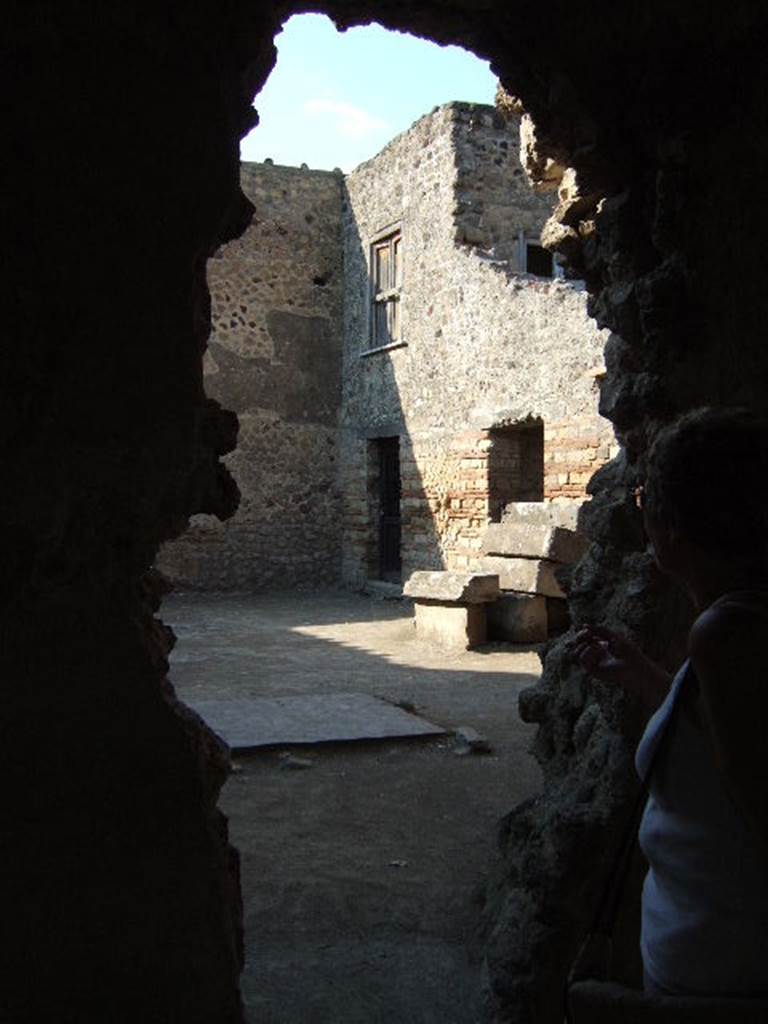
[631,484,645,511]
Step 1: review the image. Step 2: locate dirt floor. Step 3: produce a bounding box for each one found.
[163,590,543,1024]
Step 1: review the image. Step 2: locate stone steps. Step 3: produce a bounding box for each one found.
[476,504,585,641]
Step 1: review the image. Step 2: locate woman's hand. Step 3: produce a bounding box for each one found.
[569,625,671,708]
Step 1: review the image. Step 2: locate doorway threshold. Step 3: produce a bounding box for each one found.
[364,579,404,600]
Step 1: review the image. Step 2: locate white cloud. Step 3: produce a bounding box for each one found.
[303,98,389,139]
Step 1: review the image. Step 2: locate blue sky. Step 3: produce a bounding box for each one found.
[240,14,497,172]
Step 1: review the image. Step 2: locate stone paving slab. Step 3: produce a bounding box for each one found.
[187,692,447,751]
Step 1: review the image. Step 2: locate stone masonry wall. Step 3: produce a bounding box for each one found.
[157,162,344,589]
[340,103,614,587]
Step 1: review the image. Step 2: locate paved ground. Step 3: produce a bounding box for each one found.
[164,591,543,1024]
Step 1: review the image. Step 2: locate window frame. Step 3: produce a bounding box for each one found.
[362,222,405,356]
[518,230,565,279]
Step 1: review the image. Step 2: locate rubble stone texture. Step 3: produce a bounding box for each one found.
[157,162,344,589]
[4,3,768,1023]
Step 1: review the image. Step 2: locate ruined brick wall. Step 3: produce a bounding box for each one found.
[157,162,344,590]
[544,414,614,501]
[340,102,613,587]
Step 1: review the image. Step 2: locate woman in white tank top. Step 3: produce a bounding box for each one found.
[572,408,768,997]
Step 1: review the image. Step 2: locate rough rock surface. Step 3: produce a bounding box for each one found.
[404,570,500,604]
[5,3,768,1023]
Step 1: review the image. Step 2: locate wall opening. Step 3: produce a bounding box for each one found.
[519,230,564,279]
[155,17,612,1016]
[487,420,545,520]
[525,242,555,278]
[368,435,402,581]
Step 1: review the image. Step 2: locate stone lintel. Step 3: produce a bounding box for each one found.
[359,421,404,440]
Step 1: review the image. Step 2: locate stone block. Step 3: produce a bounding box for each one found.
[501,501,581,531]
[413,602,487,650]
[546,596,571,636]
[481,522,588,563]
[487,593,548,643]
[403,570,500,604]
[481,556,564,597]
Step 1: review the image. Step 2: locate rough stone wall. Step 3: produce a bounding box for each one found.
[340,102,613,587]
[157,162,344,590]
[8,4,768,1023]
[3,6,252,1020]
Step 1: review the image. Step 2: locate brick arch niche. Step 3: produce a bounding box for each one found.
[5,3,768,1022]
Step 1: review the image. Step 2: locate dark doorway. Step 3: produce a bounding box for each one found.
[525,242,555,278]
[488,420,545,520]
[376,436,402,581]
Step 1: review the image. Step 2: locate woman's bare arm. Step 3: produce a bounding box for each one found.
[570,625,672,710]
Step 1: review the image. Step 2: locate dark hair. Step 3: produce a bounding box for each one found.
[644,407,768,557]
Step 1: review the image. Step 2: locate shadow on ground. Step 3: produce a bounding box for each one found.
[163,590,543,1024]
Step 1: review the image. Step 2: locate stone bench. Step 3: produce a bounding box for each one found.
[478,507,588,642]
[403,571,500,651]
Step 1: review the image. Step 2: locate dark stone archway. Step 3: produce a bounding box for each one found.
[4,3,768,1021]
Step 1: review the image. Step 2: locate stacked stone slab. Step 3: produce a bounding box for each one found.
[480,503,588,642]
[499,500,581,530]
[403,571,500,651]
